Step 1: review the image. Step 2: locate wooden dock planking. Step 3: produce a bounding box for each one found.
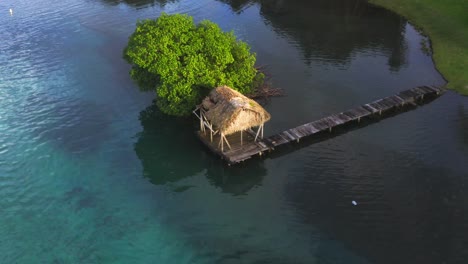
[265,134,288,147]
[425,86,441,93]
[388,96,404,105]
[418,86,433,93]
[342,106,371,120]
[197,86,444,165]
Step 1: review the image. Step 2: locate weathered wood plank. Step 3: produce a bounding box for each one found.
[267,134,288,147]
[311,120,328,131]
[282,130,296,142]
[302,123,320,134]
[387,96,403,105]
[323,117,338,127]
[343,106,371,119]
[368,102,384,111]
[337,113,353,122]
[363,104,379,113]
[418,86,433,93]
[382,97,398,106]
[398,90,418,100]
[391,95,405,104]
[289,128,302,139]
[395,95,408,104]
[328,114,347,125]
[426,85,443,93]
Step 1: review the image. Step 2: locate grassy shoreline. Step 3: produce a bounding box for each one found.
[369,0,468,94]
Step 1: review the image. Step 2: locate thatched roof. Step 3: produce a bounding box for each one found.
[201,86,271,135]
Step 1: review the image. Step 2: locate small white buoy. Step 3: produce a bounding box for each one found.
[352,200,357,206]
[10,8,13,16]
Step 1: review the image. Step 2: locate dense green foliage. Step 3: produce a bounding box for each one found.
[124,13,263,116]
[369,0,468,94]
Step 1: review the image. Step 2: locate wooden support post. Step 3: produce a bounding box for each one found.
[261,124,264,139]
[200,111,205,133]
[220,133,224,152]
[210,129,213,142]
[379,110,382,115]
[240,130,243,146]
[358,117,361,123]
[329,127,332,132]
[224,134,232,150]
[254,126,261,142]
[199,113,203,131]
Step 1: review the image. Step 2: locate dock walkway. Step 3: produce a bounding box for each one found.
[197,86,444,165]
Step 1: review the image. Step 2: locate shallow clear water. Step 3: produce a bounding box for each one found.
[1,0,467,263]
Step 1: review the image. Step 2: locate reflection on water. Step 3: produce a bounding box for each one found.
[205,162,266,195]
[217,0,408,70]
[216,0,255,13]
[100,0,408,71]
[135,102,266,195]
[100,0,177,8]
[259,0,407,70]
[135,102,206,183]
[1,0,466,262]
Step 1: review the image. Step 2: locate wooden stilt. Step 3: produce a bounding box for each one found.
[200,111,205,133]
[261,124,264,139]
[220,133,224,152]
[223,134,232,150]
[240,130,243,146]
[254,126,261,141]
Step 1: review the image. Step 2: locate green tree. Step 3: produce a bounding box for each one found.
[124,13,263,116]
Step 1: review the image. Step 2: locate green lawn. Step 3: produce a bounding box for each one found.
[369,0,468,94]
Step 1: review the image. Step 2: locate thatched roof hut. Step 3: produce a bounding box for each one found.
[194,86,271,151]
[201,86,270,135]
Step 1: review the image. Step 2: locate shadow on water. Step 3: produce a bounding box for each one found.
[100,0,177,8]
[219,0,408,70]
[205,162,266,195]
[134,101,267,195]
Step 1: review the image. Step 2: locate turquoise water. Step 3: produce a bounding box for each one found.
[1,0,467,263]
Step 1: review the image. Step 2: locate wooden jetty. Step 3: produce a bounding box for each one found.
[197,86,445,165]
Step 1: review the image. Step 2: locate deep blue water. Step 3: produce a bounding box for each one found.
[1,0,468,263]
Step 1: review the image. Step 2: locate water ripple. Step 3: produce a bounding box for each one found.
[0,0,466,263]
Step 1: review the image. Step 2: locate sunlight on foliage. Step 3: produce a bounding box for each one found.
[124,13,263,116]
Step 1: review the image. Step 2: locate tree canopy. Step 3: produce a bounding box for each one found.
[124,13,263,116]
